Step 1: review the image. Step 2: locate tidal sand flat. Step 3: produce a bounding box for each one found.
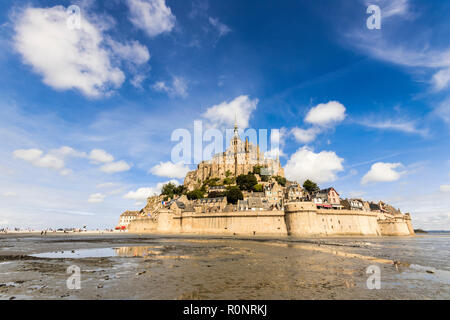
[0,233,448,300]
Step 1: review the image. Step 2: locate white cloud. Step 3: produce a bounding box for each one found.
[2,192,17,197]
[291,127,321,144]
[348,31,450,93]
[284,146,344,184]
[150,161,190,179]
[13,6,126,97]
[100,160,131,173]
[107,38,150,65]
[209,17,231,37]
[152,76,188,98]
[124,180,179,201]
[435,98,450,123]
[265,128,287,159]
[202,95,258,129]
[305,101,347,126]
[359,119,428,136]
[96,182,119,188]
[130,74,147,88]
[123,187,158,201]
[89,149,114,163]
[127,0,176,37]
[432,68,450,91]
[440,185,450,193]
[13,147,75,174]
[363,0,410,18]
[361,162,404,185]
[13,146,131,175]
[88,193,106,203]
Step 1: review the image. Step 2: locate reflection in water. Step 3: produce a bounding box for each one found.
[21,235,450,299]
[114,246,163,257]
[30,246,162,259]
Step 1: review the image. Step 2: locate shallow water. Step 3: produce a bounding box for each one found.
[30,246,163,259]
[0,234,449,299]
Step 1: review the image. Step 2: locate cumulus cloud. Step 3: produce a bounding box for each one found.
[124,180,179,201]
[289,101,346,144]
[89,149,114,163]
[202,95,258,129]
[291,127,321,144]
[127,0,176,37]
[305,101,347,126]
[284,146,344,183]
[13,146,130,175]
[361,162,404,185]
[88,193,106,203]
[152,76,188,98]
[13,6,127,97]
[208,17,231,38]
[13,147,84,175]
[100,160,131,173]
[440,185,450,193]
[149,161,190,179]
[107,38,150,65]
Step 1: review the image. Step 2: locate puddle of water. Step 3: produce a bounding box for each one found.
[30,246,161,259]
[405,264,450,284]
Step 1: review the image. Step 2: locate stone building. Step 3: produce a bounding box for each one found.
[193,197,228,213]
[284,183,305,202]
[184,120,284,191]
[341,198,366,211]
[313,187,342,209]
[118,210,140,228]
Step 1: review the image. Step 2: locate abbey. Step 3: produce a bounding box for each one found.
[184,121,284,191]
[120,120,415,237]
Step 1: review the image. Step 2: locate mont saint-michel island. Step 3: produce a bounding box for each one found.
[119,122,415,237]
[2,0,450,304]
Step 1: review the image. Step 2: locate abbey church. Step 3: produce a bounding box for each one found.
[184,120,284,191]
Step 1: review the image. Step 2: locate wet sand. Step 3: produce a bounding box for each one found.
[0,233,448,299]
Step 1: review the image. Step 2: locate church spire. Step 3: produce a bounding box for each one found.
[234,113,238,136]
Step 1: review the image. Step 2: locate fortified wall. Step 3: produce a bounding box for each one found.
[128,201,414,237]
[126,120,414,237]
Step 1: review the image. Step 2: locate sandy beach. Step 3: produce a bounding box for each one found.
[0,233,449,299]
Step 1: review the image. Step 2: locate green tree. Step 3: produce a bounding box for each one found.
[226,187,243,204]
[223,177,233,185]
[253,184,263,192]
[236,174,258,191]
[275,176,287,187]
[225,170,232,178]
[161,183,186,198]
[252,165,263,175]
[187,189,205,200]
[161,183,176,198]
[303,179,319,193]
[208,191,226,198]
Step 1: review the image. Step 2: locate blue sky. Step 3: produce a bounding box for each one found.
[0,0,449,230]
